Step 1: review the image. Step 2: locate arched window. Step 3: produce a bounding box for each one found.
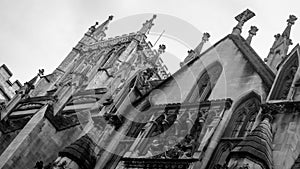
[101,49,115,68]
[208,94,260,168]
[231,112,246,137]
[225,96,260,138]
[107,46,126,67]
[244,113,256,136]
[186,62,222,102]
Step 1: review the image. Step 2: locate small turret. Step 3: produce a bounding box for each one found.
[265,15,297,72]
[91,15,113,41]
[138,14,157,35]
[76,15,114,48]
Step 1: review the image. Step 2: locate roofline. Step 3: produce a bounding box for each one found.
[132,34,275,106]
[228,34,275,88]
[131,35,231,106]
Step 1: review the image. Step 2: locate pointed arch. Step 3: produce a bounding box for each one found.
[230,90,262,112]
[103,45,127,70]
[224,91,262,138]
[186,62,223,102]
[115,45,128,62]
[208,91,262,168]
[100,49,115,68]
[269,49,299,100]
[208,142,234,168]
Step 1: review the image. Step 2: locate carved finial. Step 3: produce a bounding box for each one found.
[232,9,255,35]
[274,33,281,40]
[151,14,157,21]
[202,32,210,42]
[158,44,166,54]
[38,69,44,77]
[287,15,297,25]
[139,14,157,34]
[108,15,114,21]
[248,26,258,35]
[246,26,258,45]
[88,22,99,33]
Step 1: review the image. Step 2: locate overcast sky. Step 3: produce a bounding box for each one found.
[1,0,300,83]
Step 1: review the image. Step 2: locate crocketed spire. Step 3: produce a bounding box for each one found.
[138,14,157,34]
[265,15,297,72]
[89,15,113,40]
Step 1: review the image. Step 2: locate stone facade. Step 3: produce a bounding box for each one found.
[1,9,300,169]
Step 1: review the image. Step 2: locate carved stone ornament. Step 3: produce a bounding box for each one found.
[202,32,211,42]
[232,9,255,35]
[235,9,255,24]
[287,15,298,25]
[248,26,258,36]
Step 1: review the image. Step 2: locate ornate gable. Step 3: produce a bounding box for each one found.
[268,45,300,100]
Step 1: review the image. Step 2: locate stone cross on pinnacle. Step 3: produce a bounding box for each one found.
[232,9,255,35]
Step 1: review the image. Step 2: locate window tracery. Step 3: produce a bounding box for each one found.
[208,95,260,168]
[227,97,260,138]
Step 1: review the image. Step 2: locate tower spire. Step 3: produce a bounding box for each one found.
[138,14,157,34]
[265,15,297,72]
[232,9,255,36]
[89,15,114,41]
[246,26,258,45]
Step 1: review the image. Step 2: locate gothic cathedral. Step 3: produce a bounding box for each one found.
[0,9,300,169]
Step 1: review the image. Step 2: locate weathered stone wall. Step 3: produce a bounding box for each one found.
[0,131,19,155]
[0,118,82,169]
[272,111,300,169]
